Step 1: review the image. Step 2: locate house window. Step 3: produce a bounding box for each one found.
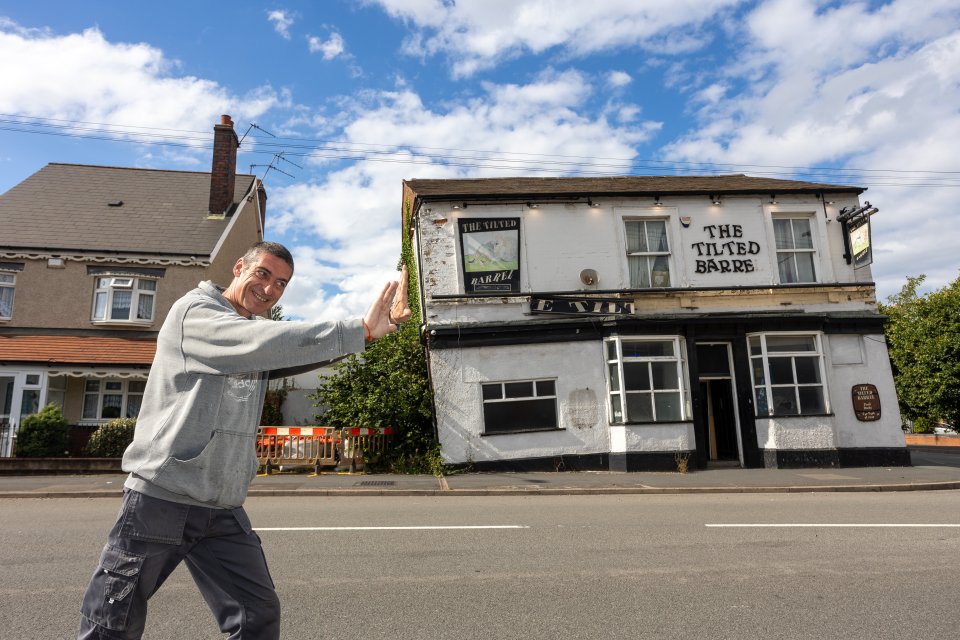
[481,379,558,434]
[92,276,157,323]
[82,379,146,421]
[749,334,828,416]
[606,337,687,423]
[773,217,816,283]
[625,219,671,288]
[0,273,14,320]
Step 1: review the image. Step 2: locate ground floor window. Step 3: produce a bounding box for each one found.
[749,333,828,416]
[605,336,688,424]
[481,379,558,434]
[82,379,146,421]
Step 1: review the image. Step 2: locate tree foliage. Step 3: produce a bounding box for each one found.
[16,403,69,457]
[880,274,960,431]
[311,200,439,473]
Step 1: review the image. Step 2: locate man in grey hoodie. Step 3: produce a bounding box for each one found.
[78,241,410,639]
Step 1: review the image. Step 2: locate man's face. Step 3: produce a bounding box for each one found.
[227,252,293,317]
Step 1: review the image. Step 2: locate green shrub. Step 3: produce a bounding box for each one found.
[16,404,69,457]
[84,417,137,457]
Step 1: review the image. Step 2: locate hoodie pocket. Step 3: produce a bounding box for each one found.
[154,429,258,507]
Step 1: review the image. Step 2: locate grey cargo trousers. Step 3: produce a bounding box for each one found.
[78,489,280,639]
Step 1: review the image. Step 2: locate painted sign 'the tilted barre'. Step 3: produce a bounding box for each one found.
[459,217,521,293]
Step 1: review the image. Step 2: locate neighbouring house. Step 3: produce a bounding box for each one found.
[403,175,908,471]
[0,115,265,454]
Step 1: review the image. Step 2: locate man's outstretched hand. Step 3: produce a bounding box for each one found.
[363,265,411,341]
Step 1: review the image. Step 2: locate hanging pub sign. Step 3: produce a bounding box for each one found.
[848,215,873,269]
[852,383,881,421]
[459,217,521,293]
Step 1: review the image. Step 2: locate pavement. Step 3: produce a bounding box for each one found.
[1,448,959,498]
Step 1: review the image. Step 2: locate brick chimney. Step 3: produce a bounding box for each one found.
[208,114,239,215]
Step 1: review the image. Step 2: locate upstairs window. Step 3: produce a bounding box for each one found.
[625,219,671,288]
[773,217,816,283]
[92,276,156,323]
[0,272,14,320]
[749,333,828,417]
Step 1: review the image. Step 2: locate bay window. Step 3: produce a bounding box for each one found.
[92,276,156,323]
[606,337,688,423]
[82,379,146,421]
[749,333,828,416]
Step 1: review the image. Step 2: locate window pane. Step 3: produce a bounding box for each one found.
[623,362,650,391]
[647,220,668,251]
[105,381,122,391]
[138,279,157,291]
[101,394,122,419]
[622,341,673,358]
[125,394,143,418]
[535,380,555,396]
[748,336,762,356]
[82,394,98,420]
[792,219,813,249]
[137,294,154,320]
[128,381,146,393]
[650,255,671,287]
[625,393,653,422]
[768,358,795,385]
[504,382,534,398]
[697,345,730,376]
[483,398,556,433]
[751,359,766,386]
[766,335,816,353]
[795,252,816,282]
[794,357,821,384]
[628,255,650,288]
[754,387,769,415]
[0,287,12,318]
[771,388,798,416]
[610,394,623,422]
[0,274,13,284]
[481,384,502,400]
[625,221,647,252]
[606,341,618,360]
[654,392,682,421]
[96,277,111,288]
[608,364,620,391]
[110,290,132,320]
[778,253,799,283]
[773,219,793,249]
[651,361,678,390]
[798,386,825,414]
[93,292,107,320]
[85,380,100,392]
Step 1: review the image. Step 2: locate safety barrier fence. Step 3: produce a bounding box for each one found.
[256,426,394,473]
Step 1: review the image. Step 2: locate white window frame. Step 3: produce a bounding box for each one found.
[605,336,689,424]
[91,275,157,324]
[620,216,677,289]
[480,378,559,435]
[748,332,830,417]
[772,215,818,284]
[0,271,15,320]
[81,378,146,423]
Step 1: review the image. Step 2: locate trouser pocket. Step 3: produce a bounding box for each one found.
[81,545,145,632]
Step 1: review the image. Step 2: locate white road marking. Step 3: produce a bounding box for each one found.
[706,524,960,528]
[256,525,529,531]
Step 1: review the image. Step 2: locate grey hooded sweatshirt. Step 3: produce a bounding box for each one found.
[122,281,365,508]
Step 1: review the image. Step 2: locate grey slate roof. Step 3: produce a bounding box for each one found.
[404,174,864,200]
[0,163,257,256]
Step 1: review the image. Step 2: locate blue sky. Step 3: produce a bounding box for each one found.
[1,0,958,320]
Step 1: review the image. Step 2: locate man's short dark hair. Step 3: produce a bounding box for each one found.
[242,241,294,273]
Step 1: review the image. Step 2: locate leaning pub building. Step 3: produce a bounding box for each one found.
[403,175,908,471]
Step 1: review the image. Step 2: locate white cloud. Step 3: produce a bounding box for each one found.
[268,71,660,320]
[308,32,346,60]
[369,0,743,76]
[0,22,280,144]
[660,0,960,300]
[267,10,295,39]
[606,70,632,89]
